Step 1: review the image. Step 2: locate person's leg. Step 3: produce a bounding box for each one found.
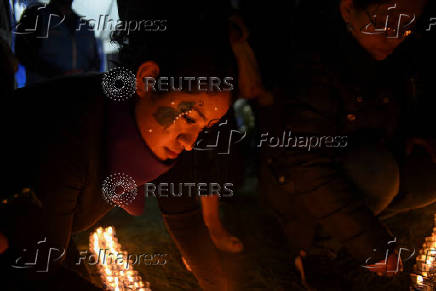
[341,143,400,215]
[201,195,244,253]
[262,156,322,252]
[379,149,436,219]
[280,144,399,287]
[260,157,317,288]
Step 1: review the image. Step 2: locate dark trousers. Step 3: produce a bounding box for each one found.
[262,145,436,255]
[342,145,436,219]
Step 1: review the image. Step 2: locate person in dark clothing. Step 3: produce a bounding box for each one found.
[14,0,100,85]
[0,0,16,257]
[0,0,17,101]
[0,5,237,290]
[256,0,432,281]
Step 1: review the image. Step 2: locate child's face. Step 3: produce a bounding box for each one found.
[135,91,230,161]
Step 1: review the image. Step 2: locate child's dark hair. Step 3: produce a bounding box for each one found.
[111,1,237,90]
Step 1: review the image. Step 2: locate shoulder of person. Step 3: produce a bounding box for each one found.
[8,73,105,134]
[13,72,103,102]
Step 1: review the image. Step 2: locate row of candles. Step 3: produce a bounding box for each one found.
[89,220,436,290]
[89,226,151,291]
[411,214,436,290]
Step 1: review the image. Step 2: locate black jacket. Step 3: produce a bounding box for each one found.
[2,74,112,252]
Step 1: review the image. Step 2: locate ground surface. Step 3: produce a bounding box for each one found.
[72,179,436,291]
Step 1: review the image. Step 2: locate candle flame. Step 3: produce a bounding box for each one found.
[89,226,151,290]
[411,214,436,289]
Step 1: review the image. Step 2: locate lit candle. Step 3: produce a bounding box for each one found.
[411,214,436,289]
[89,226,151,290]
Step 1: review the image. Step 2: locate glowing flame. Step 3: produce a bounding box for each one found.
[89,226,151,291]
[411,214,436,290]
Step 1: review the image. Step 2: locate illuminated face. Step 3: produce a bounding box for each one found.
[340,0,426,60]
[135,91,231,161]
